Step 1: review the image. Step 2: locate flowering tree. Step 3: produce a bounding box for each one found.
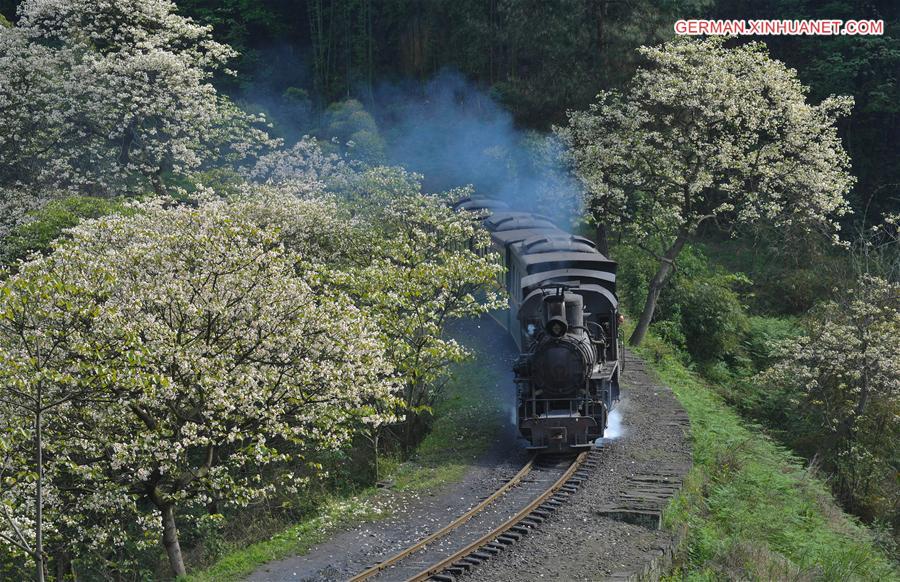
[759,275,899,519]
[244,135,354,198]
[760,215,899,521]
[241,145,505,447]
[335,168,504,446]
[0,201,399,577]
[239,138,505,451]
[0,0,274,196]
[231,185,361,262]
[0,249,142,581]
[561,37,854,345]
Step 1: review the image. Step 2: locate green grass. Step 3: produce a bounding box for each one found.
[385,354,505,491]
[183,350,505,581]
[632,332,899,581]
[183,494,385,582]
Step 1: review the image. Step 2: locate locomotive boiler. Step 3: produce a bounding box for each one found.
[454,197,621,452]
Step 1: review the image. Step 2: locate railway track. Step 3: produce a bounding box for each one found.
[350,447,602,582]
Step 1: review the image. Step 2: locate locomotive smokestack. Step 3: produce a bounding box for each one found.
[544,295,568,337]
[564,293,584,331]
[543,292,584,337]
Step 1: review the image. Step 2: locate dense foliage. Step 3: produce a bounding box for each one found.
[760,275,899,524]
[0,199,402,577]
[614,244,752,364]
[1,0,896,217]
[127,0,900,225]
[614,213,900,539]
[0,2,502,574]
[0,197,133,267]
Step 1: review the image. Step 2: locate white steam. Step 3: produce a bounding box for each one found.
[603,409,624,440]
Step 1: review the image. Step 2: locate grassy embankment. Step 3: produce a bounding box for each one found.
[630,331,898,579]
[184,351,505,581]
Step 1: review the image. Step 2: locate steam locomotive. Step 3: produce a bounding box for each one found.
[454,197,621,453]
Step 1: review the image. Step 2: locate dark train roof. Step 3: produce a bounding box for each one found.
[521,234,599,255]
[484,212,557,232]
[484,210,548,221]
[521,268,616,295]
[523,283,618,309]
[490,227,563,246]
[520,251,615,271]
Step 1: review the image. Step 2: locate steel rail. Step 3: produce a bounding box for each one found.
[349,456,536,581]
[405,450,590,582]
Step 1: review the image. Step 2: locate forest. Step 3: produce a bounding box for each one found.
[0,0,897,580]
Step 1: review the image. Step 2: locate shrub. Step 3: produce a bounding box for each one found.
[614,242,751,364]
[323,99,386,164]
[697,234,848,316]
[742,316,801,370]
[0,195,131,267]
[677,277,749,363]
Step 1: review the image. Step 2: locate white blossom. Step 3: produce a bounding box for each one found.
[0,0,276,197]
[560,37,854,243]
[0,199,400,574]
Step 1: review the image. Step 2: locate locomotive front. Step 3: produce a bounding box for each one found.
[515,288,612,452]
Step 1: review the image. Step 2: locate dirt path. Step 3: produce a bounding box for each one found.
[247,326,692,582]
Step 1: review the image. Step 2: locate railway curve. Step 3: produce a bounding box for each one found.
[247,321,690,582]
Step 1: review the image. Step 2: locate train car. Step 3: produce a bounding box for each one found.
[454,197,621,453]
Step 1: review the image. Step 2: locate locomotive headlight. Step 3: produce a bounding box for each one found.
[547,317,568,337]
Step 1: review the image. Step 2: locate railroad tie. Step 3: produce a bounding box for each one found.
[393,452,598,582]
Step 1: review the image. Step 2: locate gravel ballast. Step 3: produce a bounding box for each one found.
[458,352,691,581]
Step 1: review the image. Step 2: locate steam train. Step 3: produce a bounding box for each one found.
[454,197,621,453]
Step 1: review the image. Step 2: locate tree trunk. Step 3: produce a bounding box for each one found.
[150,172,166,197]
[35,394,44,582]
[629,234,689,346]
[53,552,72,582]
[161,505,186,578]
[372,432,380,483]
